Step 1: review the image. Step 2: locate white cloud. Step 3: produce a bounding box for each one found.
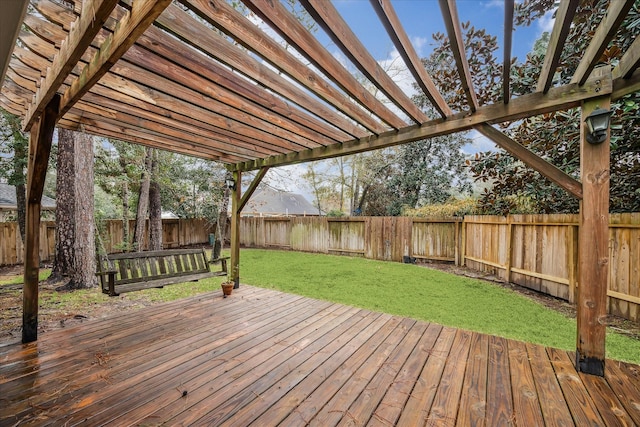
[538,8,556,34]
[462,130,498,155]
[378,47,418,99]
[411,36,429,57]
[483,0,504,9]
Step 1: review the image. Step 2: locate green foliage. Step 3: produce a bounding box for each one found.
[0,109,28,187]
[239,249,639,363]
[94,140,228,221]
[424,0,640,214]
[383,136,473,216]
[326,209,346,217]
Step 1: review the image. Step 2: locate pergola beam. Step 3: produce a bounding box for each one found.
[536,0,579,93]
[475,124,582,199]
[233,73,611,171]
[371,0,452,118]
[57,0,172,121]
[571,0,634,85]
[612,69,640,99]
[439,0,479,112]
[502,0,514,103]
[22,0,118,131]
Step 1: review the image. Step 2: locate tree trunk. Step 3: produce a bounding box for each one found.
[122,180,130,248]
[67,131,96,289]
[12,139,27,242]
[148,149,163,251]
[51,128,75,280]
[133,147,153,251]
[119,156,130,249]
[15,183,26,242]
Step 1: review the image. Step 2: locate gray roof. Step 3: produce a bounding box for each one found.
[0,182,56,210]
[244,188,320,216]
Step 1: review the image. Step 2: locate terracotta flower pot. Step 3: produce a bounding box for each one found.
[221,282,234,298]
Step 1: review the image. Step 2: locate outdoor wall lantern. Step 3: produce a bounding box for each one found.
[584,107,613,144]
[225,176,236,191]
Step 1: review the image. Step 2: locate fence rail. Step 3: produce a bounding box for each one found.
[2,214,639,322]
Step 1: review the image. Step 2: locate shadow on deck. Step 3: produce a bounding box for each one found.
[1,286,639,426]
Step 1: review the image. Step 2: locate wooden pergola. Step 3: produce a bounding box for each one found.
[1,0,639,376]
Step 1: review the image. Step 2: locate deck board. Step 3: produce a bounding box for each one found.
[1,285,639,426]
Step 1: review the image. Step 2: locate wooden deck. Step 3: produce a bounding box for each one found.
[1,286,639,426]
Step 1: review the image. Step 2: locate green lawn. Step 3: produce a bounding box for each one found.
[2,248,637,363]
[239,249,640,364]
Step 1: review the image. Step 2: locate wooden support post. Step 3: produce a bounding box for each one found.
[230,170,241,289]
[576,91,611,376]
[23,94,59,343]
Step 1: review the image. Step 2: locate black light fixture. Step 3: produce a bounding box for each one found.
[584,107,613,145]
[225,176,236,191]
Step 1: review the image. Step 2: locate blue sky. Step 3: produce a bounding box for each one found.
[266,0,555,198]
[333,0,551,62]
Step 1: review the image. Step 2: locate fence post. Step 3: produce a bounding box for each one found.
[460,217,467,267]
[505,215,513,283]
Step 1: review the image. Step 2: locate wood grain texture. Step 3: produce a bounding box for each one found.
[2,287,639,425]
[23,0,118,130]
[577,92,611,374]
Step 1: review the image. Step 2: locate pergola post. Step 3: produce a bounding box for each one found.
[230,170,241,289]
[576,93,611,376]
[23,94,59,343]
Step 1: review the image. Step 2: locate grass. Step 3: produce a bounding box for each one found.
[0,269,51,285]
[1,249,638,363]
[239,249,640,364]
[0,267,226,320]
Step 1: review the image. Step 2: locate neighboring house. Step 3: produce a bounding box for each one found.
[0,182,56,220]
[242,188,321,217]
[161,210,179,219]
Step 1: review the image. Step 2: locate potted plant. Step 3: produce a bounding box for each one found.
[221,277,234,298]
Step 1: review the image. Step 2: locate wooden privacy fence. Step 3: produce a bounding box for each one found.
[240,214,640,322]
[0,218,215,267]
[0,221,55,267]
[2,214,638,322]
[241,216,461,263]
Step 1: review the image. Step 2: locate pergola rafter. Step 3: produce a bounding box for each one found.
[22,0,119,131]
[439,0,479,112]
[502,0,514,103]
[300,0,429,124]
[371,0,452,118]
[1,0,638,377]
[536,0,579,93]
[241,0,407,130]
[571,0,635,85]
